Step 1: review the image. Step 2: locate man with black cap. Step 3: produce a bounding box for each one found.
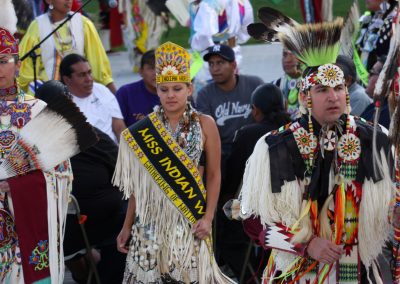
[195,43,263,280]
[196,44,263,179]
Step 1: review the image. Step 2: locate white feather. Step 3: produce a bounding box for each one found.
[0,0,18,34]
[339,0,360,57]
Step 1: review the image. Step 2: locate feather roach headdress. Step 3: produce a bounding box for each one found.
[248,7,345,91]
[279,18,345,92]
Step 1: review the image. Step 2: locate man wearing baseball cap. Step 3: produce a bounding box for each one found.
[195,43,263,280]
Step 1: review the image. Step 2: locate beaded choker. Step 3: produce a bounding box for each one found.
[0,85,18,98]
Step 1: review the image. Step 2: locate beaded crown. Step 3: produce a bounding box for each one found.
[155,42,191,84]
[0,28,18,55]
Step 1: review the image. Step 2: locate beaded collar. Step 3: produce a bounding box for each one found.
[290,114,361,181]
[0,84,18,98]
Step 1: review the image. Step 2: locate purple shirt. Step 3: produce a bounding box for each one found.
[116,80,160,127]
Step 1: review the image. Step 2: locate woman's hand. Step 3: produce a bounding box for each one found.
[0,181,10,193]
[117,226,132,254]
[192,217,212,240]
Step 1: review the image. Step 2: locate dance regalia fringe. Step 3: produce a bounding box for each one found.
[237,115,393,284]
[113,112,235,284]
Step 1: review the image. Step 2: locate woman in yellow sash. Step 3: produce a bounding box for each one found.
[114,41,234,283]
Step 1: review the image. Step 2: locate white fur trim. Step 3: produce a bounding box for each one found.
[239,133,303,227]
[358,149,394,269]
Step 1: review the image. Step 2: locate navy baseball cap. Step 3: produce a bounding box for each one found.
[203,44,235,62]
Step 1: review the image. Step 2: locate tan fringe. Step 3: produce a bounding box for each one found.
[358,149,394,269]
[45,163,72,284]
[113,139,234,283]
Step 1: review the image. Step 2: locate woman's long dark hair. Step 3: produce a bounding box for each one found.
[251,83,291,126]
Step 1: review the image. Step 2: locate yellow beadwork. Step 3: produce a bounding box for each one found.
[155,42,191,84]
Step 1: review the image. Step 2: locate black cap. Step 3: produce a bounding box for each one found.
[203,44,235,62]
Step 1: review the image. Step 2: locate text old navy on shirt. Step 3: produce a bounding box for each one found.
[215,102,252,126]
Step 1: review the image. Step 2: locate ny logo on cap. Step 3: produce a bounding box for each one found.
[213,45,221,52]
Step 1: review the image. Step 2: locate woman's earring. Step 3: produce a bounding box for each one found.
[49,3,54,10]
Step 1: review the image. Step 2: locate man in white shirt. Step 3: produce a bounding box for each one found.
[60,54,126,143]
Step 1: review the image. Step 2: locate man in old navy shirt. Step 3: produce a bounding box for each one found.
[195,44,263,281]
[116,50,160,127]
[196,44,263,175]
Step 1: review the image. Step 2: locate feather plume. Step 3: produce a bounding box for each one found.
[258,7,298,33]
[339,0,360,58]
[0,0,18,34]
[247,7,298,43]
[279,18,344,67]
[247,23,276,42]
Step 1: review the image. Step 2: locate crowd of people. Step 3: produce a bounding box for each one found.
[1,0,400,283]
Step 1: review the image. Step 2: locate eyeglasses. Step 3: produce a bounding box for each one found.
[0,57,15,65]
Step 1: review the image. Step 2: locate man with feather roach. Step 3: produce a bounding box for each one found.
[0,1,97,283]
[228,7,395,283]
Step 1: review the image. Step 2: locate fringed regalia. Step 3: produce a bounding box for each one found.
[113,105,234,284]
[237,114,393,283]
[0,93,73,284]
[239,9,395,283]
[0,11,96,282]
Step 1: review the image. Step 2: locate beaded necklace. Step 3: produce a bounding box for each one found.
[0,85,18,98]
[49,12,76,57]
[0,83,32,130]
[155,103,203,165]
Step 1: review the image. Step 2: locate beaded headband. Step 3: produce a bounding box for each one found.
[301,63,345,91]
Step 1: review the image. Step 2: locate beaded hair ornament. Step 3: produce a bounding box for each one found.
[155,41,191,84]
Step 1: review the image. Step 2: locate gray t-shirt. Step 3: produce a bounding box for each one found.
[349,82,372,116]
[196,75,264,147]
